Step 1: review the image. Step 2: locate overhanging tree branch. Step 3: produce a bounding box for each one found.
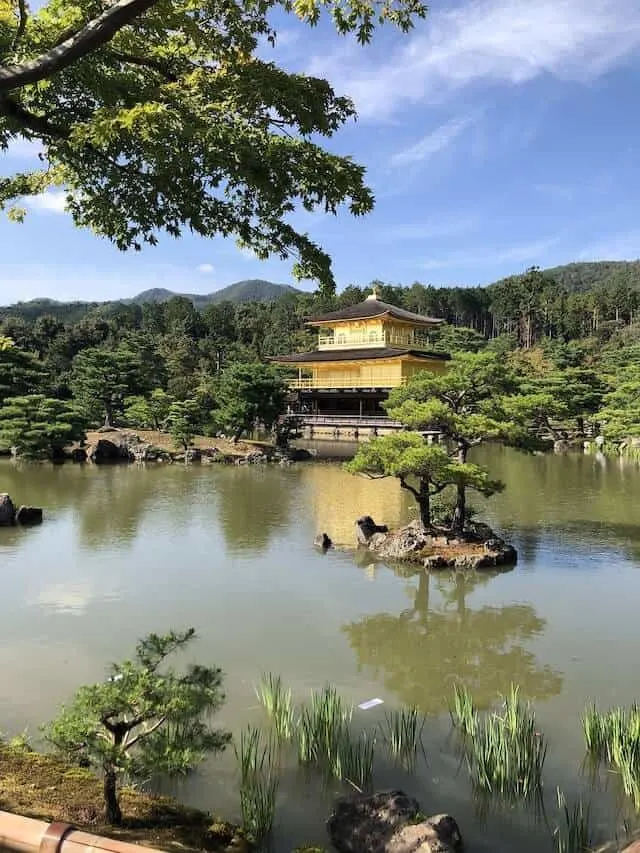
[0,0,160,93]
[126,714,166,749]
[0,94,69,138]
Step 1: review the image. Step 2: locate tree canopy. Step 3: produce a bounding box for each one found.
[345,432,502,529]
[383,352,520,530]
[0,0,426,293]
[0,393,87,457]
[216,361,286,440]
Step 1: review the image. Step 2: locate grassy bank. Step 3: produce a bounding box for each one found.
[0,741,246,853]
[84,429,271,459]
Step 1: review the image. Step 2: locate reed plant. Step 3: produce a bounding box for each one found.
[582,704,606,760]
[295,684,375,790]
[450,683,477,738]
[339,730,376,790]
[465,685,546,804]
[256,673,296,742]
[380,707,426,771]
[235,725,279,846]
[553,788,593,853]
[582,703,640,810]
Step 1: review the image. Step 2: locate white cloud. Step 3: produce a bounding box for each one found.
[25,191,67,214]
[420,236,560,270]
[390,115,476,166]
[308,0,640,120]
[197,263,215,274]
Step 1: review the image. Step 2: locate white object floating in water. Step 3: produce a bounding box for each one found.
[358,698,384,711]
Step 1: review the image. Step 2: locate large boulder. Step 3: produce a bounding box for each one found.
[0,493,15,526]
[355,516,389,545]
[328,791,461,853]
[16,506,43,526]
[361,519,427,559]
[287,447,314,462]
[88,439,125,463]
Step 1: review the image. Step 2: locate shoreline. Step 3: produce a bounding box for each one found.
[0,740,247,853]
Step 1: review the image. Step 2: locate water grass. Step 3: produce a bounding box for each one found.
[464,685,546,805]
[583,703,640,810]
[553,788,593,853]
[380,707,426,771]
[450,683,477,738]
[295,684,375,790]
[340,730,376,790]
[235,726,279,845]
[256,673,297,741]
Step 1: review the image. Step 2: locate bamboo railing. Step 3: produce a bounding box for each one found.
[0,811,162,853]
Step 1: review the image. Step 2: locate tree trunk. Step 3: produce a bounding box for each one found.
[418,479,431,529]
[104,768,122,825]
[452,442,467,534]
[452,482,466,534]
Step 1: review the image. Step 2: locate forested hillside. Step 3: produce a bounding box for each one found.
[2,260,640,325]
[2,261,640,458]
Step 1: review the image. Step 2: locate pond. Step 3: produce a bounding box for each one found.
[1,445,640,850]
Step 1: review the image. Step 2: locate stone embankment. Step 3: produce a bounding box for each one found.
[68,430,314,466]
[354,516,517,570]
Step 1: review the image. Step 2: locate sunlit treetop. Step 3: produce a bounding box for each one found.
[0,0,427,295]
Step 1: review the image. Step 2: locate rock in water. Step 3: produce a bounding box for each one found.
[16,506,43,526]
[314,533,332,550]
[328,792,461,853]
[0,493,15,526]
[355,516,389,545]
[88,438,123,463]
[386,816,462,853]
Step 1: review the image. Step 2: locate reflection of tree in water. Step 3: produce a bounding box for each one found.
[78,466,168,549]
[214,466,299,554]
[343,566,562,714]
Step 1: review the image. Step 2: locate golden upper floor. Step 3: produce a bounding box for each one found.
[306,291,443,352]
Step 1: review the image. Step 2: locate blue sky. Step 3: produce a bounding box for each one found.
[1,0,640,303]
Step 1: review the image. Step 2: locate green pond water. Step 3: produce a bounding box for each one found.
[1,445,640,851]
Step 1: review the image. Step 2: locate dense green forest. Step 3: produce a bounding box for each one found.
[1,261,640,459]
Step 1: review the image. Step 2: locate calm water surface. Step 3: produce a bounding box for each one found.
[1,446,640,850]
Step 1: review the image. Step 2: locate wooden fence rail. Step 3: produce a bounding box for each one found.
[0,811,162,853]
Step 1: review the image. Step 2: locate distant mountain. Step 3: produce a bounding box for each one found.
[0,279,301,321]
[129,279,300,307]
[489,260,640,293]
[4,263,640,325]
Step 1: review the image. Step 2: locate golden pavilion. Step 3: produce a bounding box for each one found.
[272,289,450,437]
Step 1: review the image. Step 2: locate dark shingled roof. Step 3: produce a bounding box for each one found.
[271,347,451,364]
[306,297,443,326]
